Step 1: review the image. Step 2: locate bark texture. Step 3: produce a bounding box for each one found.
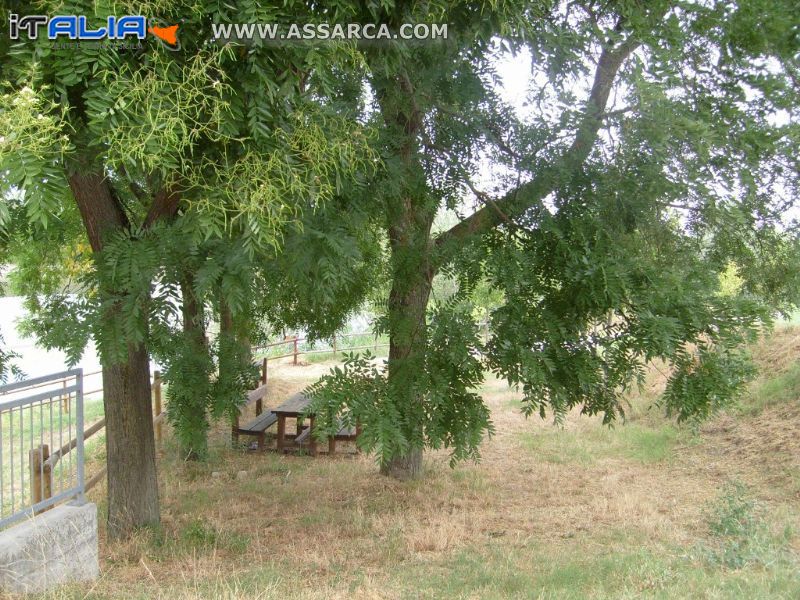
[68,168,178,538]
[102,342,160,537]
[375,72,435,479]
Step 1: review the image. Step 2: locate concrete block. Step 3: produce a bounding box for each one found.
[0,501,99,594]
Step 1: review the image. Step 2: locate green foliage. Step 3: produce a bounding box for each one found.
[0,86,71,228]
[304,351,392,456]
[2,0,799,476]
[213,327,259,424]
[718,263,745,298]
[0,0,378,474]
[660,343,757,423]
[307,304,492,467]
[701,481,793,569]
[485,205,768,425]
[339,0,800,473]
[0,0,377,313]
[424,303,492,464]
[163,337,215,461]
[258,197,385,340]
[0,331,21,383]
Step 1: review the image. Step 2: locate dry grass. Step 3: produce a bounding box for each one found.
[21,332,800,599]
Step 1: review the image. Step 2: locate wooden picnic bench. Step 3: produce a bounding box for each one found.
[233,382,360,455]
[295,420,358,455]
[272,392,315,454]
[232,383,277,450]
[273,392,360,456]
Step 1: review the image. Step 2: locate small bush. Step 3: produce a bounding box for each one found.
[702,481,792,569]
[181,519,218,549]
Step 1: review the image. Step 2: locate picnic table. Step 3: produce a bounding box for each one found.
[272,392,315,454]
[272,392,359,456]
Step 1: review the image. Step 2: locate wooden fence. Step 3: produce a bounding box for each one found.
[252,331,390,384]
[27,371,165,509]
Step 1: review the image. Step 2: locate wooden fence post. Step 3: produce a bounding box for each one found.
[255,357,267,416]
[43,457,52,505]
[293,337,299,365]
[29,444,50,510]
[153,370,163,446]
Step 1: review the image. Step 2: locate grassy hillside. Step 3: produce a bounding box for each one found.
[36,327,800,599]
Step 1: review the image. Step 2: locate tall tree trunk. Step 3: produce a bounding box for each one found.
[374,71,436,479]
[103,340,160,539]
[181,273,206,348]
[69,169,161,538]
[381,256,432,479]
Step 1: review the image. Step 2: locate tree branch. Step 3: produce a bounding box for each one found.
[143,186,182,229]
[69,170,130,253]
[434,11,662,262]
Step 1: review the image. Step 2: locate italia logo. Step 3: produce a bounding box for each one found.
[8,14,180,49]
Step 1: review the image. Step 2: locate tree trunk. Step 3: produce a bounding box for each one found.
[381,263,432,479]
[69,168,163,538]
[181,273,206,348]
[373,71,436,480]
[103,340,160,539]
[177,273,209,461]
[380,448,423,480]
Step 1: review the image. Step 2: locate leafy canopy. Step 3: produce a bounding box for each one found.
[306,0,800,468]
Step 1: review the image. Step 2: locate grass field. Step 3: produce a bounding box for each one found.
[27,327,800,599]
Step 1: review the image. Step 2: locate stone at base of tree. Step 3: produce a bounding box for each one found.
[211,471,222,478]
[236,470,248,480]
[380,448,423,481]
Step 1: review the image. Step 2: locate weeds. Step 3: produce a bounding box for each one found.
[701,481,794,569]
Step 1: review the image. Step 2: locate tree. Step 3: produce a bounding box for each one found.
[0,1,373,536]
[307,0,800,478]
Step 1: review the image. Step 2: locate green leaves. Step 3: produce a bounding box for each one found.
[306,303,492,468]
[484,198,771,426]
[0,86,72,229]
[661,343,757,424]
[84,49,234,178]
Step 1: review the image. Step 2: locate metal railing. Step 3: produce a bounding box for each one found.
[0,369,85,530]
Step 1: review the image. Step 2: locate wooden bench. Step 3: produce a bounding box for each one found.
[296,419,359,454]
[235,411,278,450]
[232,383,277,450]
